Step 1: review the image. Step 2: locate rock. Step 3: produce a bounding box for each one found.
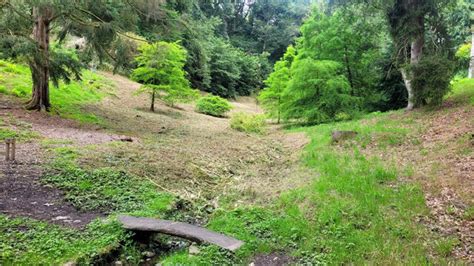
[189,245,200,255]
[143,251,155,258]
[248,263,255,266]
[331,130,358,143]
[113,261,123,266]
[63,262,76,266]
[53,216,71,221]
[120,137,133,142]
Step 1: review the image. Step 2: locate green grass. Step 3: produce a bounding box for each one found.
[0,118,39,142]
[0,145,176,265]
[162,111,437,265]
[0,60,114,124]
[449,78,474,105]
[44,146,175,216]
[0,215,128,265]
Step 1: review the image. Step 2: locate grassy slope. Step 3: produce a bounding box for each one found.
[0,61,472,264]
[0,60,114,124]
[161,79,473,265]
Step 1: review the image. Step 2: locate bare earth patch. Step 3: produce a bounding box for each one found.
[0,142,101,228]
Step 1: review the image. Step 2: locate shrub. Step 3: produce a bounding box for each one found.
[195,95,232,117]
[230,112,266,134]
[411,55,454,107]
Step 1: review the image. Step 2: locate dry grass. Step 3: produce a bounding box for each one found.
[67,73,313,207]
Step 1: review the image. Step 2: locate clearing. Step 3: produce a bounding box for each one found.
[0,68,472,265]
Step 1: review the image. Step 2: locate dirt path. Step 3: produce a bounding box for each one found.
[0,141,101,228]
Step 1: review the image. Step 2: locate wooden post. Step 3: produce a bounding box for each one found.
[11,138,15,161]
[5,139,11,161]
[5,138,15,161]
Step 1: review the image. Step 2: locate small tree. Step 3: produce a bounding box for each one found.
[131,42,198,111]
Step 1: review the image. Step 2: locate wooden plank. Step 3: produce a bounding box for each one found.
[118,215,244,251]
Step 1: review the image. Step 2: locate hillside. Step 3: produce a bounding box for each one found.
[0,63,473,264]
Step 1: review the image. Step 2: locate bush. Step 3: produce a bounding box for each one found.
[411,55,454,107]
[195,95,232,117]
[230,112,266,134]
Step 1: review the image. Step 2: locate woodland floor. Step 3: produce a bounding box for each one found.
[0,72,472,264]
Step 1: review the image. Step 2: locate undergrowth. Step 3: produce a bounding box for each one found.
[0,117,39,142]
[0,60,114,124]
[230,112,266,134]
[0,215,128,265]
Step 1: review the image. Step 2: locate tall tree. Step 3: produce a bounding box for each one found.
[259,46,295,123]
[0,0,168,111]
[387,0,428,110]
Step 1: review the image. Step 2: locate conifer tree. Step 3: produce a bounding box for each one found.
[0,0,167,111]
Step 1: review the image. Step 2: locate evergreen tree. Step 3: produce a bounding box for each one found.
[131,42,198,111]
[258,46,295,123]
[0,0,168,111]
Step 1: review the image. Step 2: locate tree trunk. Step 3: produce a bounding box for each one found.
[401,32,424,111]
[343,46,354,94]
[26,6,52,111]
[150,90,155,112]
[469,32,474,79]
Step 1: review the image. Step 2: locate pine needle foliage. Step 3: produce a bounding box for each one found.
[131,41,198,110]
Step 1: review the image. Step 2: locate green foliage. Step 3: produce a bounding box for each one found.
[258,46,295,123]
[205,38,267,98]
[0,60,114,124]
[298,7,386,110]
[198,0,310,63]
[230,112,266,134]
[449,78,474,106]
[132,42,198,108]
[0,215,128,265]
[455,43,471,61]
[44,147,173,214]
[283,59,360,124]
[455,42,471,76]
[411,55,454,107]
[195,95,232,117]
